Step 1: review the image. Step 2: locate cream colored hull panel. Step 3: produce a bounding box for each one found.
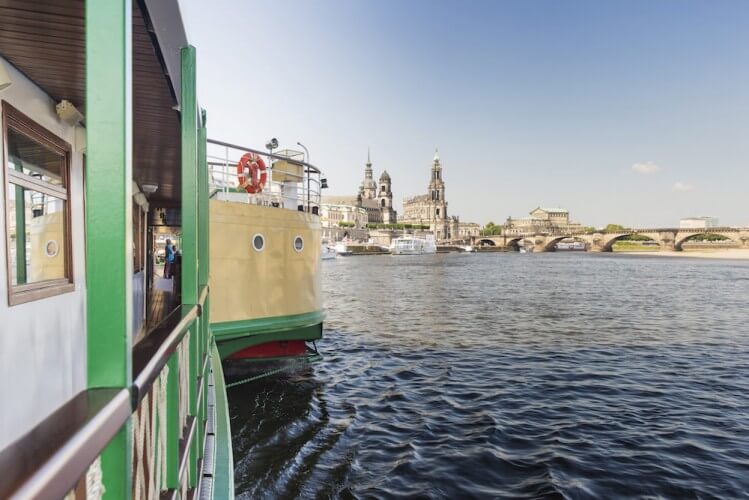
[209,200,322,323]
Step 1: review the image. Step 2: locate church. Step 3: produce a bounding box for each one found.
[401,149,459,240]
[321,150,397,224]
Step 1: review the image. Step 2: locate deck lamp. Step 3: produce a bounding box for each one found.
[0,60,13,91]
[265,138,278,172]
[56,100,84,125]
[141,183,159,195]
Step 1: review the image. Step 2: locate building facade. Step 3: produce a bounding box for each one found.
[319,201,369,242]
[320,150,397,235]
[321,202,368,229]
[401,150,454,240]
[504,207,583,235]
[357,150,397,224]
[680,216,719,229]
[456,222,481,239]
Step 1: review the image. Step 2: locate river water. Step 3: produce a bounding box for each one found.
[229,253,749,499]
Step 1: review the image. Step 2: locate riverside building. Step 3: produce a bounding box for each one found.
[321,150,397,226]
[504,207,583,235]
[400,150,480,242]
[680,216,719,229]
[320,202,369,241]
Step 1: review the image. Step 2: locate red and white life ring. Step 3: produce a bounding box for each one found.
[237,152,267,194]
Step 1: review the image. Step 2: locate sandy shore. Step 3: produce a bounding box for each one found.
[616,249,749,260]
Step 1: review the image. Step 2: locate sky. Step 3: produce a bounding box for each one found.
[180,0,749,228]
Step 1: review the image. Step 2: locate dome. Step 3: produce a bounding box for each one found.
[362,178,377,189]
[379,170,391,181]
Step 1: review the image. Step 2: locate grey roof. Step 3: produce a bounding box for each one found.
[533,207,568,214]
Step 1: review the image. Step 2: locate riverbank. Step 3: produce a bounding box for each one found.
[616,249,749,260]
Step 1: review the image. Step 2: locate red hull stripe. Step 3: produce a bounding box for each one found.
[228,340,307,360]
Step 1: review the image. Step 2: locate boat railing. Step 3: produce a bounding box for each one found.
[0,286,215,499]
[207,138,323,215]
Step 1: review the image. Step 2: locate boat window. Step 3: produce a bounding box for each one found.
[252,233,265,252]
[294,235,304,252]
[3,102,73,305]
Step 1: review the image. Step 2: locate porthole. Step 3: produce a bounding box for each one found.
[252,233,265,252]
[45,240,59,258]
[293,235,304,252]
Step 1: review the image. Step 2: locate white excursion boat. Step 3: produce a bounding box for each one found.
[334,241,352,256]
[321,244,337,260]
[391,235,437,255]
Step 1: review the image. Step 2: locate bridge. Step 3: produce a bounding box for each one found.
[471,227,749,252]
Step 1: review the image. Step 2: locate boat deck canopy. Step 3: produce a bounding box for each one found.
[0,0,188,205]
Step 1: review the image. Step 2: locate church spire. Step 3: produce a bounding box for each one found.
[433,147,440,163]
[360,147,377,199]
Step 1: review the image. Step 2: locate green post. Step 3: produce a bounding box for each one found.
[180,45,200,486]
[85,0,132,497]
[197,113,208,455]
[165,354,179,488]
[13,183,26,284]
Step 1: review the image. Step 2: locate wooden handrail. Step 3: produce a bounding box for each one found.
[0,294,208,499]
[131,304,199,405]
[0,388,131,500]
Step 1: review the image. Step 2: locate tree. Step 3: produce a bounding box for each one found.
[604,224,627,232]
[481,221,502,236]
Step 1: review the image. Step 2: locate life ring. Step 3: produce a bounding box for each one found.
[237,152,267,194]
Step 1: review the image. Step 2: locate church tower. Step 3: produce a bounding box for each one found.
[429,148,449,239]
[378,170,392,207]
[358,148,377,200]
[377,170,395,223]
[429,148,445,202]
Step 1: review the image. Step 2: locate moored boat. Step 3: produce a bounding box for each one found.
[391,235,437,255]
[321,243,338,260]
[0,2,233,497]
[206,140,325,369]
[334,241,353,256]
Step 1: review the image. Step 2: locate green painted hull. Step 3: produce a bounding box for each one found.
[212,311,324,359]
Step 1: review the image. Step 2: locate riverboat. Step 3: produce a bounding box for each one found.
[334,241,353,256]
[321,244,338,260]
[391,235,437,255]
[0,1,327,497]
[206,140,325,365]
[320,240,337,260]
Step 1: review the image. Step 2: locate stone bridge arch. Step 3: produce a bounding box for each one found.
[542,235,589,252]
[600,232,661,252]
[476,238,497,247]
[674,231,741,251]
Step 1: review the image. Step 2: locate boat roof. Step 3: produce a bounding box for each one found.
[0,0,188,205]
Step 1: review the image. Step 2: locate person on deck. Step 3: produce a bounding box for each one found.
[164,239,174,278]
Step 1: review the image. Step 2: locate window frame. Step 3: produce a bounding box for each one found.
[2,101,74,306]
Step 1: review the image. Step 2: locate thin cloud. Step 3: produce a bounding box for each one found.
[631,161,660,174]
[672,181,694,192]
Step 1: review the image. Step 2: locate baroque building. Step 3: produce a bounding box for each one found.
[321,150,397,227]
[504,207,583,235]
[401,149,455,240]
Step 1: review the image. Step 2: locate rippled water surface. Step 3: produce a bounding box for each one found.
[229,253,749,498]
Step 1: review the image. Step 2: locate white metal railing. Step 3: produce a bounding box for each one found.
[207,139,322,214]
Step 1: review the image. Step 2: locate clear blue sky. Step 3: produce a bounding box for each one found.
[180,0,748,228]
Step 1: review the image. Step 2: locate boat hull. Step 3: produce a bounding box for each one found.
[209,201,324,359]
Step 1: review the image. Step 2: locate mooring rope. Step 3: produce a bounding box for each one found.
[226,354,322,388]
